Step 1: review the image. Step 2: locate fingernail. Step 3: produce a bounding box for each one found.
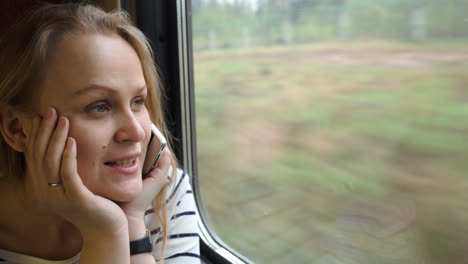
[59,116,67,127]
[47,107,53,118]
[67,137,74,149]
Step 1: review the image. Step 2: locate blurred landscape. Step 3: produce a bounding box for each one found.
[193,0,468,263]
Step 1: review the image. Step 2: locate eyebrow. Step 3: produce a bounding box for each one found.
[72,84,147,97]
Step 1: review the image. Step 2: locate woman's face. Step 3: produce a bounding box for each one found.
[36,33,151,202]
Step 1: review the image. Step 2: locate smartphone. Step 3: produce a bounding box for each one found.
[142,123,167,177]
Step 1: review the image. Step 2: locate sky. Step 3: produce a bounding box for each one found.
[214,0,259,9]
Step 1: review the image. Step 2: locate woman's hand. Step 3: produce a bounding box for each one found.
[119,148,172,239]
[23,107,128,237]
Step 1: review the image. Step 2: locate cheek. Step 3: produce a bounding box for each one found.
[138,112,152,147]
[68,122,109,173]
[142,123,152,155]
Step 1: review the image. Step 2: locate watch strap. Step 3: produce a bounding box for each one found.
[130,229,153,255]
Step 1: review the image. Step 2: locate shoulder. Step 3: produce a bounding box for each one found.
[144,168,197,230]
[166,168,193,204]
[145,168,201,263]
[164,169,200,263]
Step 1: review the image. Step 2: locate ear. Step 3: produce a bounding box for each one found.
[0,107,28,153]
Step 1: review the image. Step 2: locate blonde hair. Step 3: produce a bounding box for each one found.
[0,2,175,262]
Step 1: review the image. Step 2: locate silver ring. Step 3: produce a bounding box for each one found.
[48,182,62,187]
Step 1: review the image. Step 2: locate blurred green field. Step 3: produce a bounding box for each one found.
[194,42,468,263]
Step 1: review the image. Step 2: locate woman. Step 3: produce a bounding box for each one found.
[0,2,199,264]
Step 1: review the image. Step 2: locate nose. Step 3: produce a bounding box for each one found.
[114,111,146,143]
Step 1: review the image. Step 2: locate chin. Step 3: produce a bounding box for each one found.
[110,191,140,202]
[99,180,143,202]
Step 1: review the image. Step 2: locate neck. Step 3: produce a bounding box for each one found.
[0,176,83,260]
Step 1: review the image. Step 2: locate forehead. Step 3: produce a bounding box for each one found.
[39,33,145,107]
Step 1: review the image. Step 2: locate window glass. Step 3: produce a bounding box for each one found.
[193,0,468,263]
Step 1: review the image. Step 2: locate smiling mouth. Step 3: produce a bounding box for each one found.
[105,158,137,167]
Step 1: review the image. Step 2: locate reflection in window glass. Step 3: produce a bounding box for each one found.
[193,0,468,263]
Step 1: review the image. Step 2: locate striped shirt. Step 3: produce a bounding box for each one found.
[0,168,200,264]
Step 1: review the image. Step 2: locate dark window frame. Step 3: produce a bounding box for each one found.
[125,0,253,263]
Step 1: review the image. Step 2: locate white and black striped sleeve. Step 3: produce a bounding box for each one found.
[145,168,201,264]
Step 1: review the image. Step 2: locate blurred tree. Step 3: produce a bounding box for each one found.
[191,0,204,15]
[192,0,468,50]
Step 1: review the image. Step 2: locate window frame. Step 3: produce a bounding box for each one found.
[125,0,253,263]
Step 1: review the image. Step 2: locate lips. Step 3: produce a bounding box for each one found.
[104,153,141,167]
[105,158,136,167]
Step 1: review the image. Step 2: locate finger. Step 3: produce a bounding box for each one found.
[149,148,172,179]
[45,116,69,184]
[60,137,86,198]
[141,149,172,198]
[34,107,57,159]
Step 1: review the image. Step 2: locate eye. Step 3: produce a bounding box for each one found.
[86,102,111,115]
[131,97,145,110]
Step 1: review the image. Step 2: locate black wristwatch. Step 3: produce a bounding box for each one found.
[130,229,153,255]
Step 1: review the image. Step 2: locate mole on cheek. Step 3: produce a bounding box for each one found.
[102,145,107,149]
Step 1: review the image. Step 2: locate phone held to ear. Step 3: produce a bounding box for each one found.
[142,123,167,177]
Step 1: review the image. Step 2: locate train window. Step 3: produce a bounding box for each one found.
[2,0,467,263]
[191,0,468,263]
